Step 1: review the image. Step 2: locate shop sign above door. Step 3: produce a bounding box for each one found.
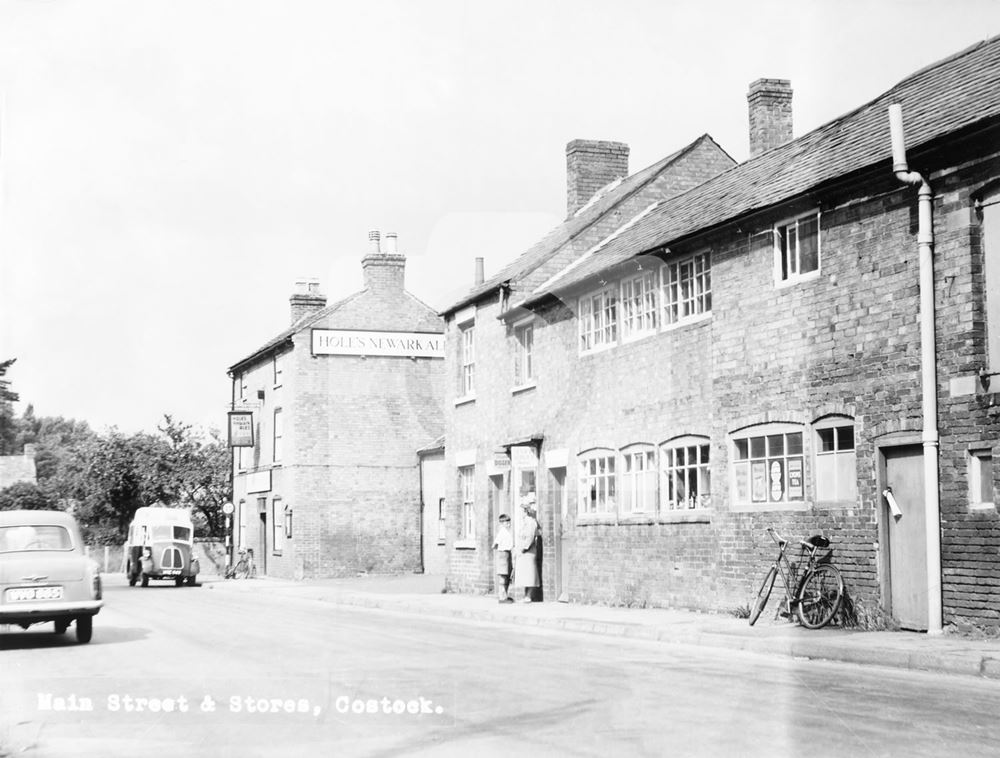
[311,329,445,358]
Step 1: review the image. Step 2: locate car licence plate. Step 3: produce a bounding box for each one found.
[6,586,64,602]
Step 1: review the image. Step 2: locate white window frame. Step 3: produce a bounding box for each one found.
[273,353,283,387]
[513,319,535,389]
[813,417,856,504]
[774,211,821,285]
[272,408,283,463]
[578,449,617,515]
[620,270,658,342]
[271,498,283,555]
[459,324,475,400]
[660,437,712,512]
[981,191,1000,374]
[621,445,656,514]
[731,424,807,509]
[458,466,476,543]
[661,252,711,327]
[969,449,995,510]
[578,286,618,354]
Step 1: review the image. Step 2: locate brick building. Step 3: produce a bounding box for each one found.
[439,37,1000,633]
[227,232,445,578]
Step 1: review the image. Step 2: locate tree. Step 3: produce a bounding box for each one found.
[0,481,55,511]
[0,358,18,455]
[156,416,230,538]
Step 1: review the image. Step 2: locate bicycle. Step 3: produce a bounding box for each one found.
[748,526,844,629]
[225,548,257,580]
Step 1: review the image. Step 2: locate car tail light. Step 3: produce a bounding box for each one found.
[92,573,102,600]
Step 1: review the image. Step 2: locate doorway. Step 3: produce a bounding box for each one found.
[880,444,928,631]
[548,467,568,600]
[257,497,268,576]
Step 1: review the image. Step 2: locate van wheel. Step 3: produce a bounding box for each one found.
[76,616,93,644]
[141,573,149,587]
[54,619,70,635]
[186,576,196,586]
[175,577,184,587]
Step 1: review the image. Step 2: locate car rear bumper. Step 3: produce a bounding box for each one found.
[0,599,103,624]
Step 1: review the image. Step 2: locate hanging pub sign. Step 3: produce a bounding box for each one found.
[228,411,254,448]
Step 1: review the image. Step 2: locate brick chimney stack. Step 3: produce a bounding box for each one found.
[565,139,629,217]
[362,229,406,293]
[747,79,793,159]
[289,279,326,324]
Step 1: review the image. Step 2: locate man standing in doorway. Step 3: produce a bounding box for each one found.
[493,513,515,603]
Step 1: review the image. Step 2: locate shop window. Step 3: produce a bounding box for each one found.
[775,212,820,283]
[513,320,534,388]
[732,425,805,506]
[621,445,656,513]
[970,450,995,508]
[459,466,476,541]
[814,419,856,503]
[579,286,618,353]
[661,437,711,511]
[578,449,616,515]
[621,270,658,341]
[459,324,475,398]
[662,253,711,326]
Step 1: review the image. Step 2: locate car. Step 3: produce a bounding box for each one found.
[0,509,103,644]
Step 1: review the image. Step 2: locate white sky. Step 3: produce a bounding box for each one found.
[1,0,998,435]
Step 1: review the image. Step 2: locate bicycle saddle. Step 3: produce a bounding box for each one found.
[807,535,830,548]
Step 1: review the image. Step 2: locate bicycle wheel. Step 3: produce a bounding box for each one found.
[797,564,844,629]
[748,566,777,626]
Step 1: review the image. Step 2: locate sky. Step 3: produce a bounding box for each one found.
[1,0,999,436]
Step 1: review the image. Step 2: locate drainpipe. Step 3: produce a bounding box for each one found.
[889,103,942,634]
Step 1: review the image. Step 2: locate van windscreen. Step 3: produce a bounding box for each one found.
[151,525,192,542]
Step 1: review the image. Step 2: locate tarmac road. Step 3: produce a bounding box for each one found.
[2,575,999,758]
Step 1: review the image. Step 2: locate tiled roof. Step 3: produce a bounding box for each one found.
[527,34,1000,302]
[227,291,363,374]
[440,134,734,315]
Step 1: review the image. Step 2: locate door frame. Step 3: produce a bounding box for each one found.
[874,432,924,624]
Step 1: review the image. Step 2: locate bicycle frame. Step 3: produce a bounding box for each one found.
[749,526,842,628]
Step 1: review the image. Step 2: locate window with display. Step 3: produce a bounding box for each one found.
[732,426,805,505]
[578,450,616,514]
[661,438,711,510]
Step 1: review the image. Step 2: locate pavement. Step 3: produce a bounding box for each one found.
[200,572,1000,682]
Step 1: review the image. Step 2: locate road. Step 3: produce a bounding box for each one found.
[2,576,999,758]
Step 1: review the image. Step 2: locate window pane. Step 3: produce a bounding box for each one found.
[786,433,803,455]
[750,437,765,459]
[980,455,994,503]
[735,439,749,460]
[837,453,857,502]
[837,426,854,451]
[799,215,819,273]
[766,434,784,456]
[818,428,836,453]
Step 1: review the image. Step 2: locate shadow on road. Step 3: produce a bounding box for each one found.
[0,624,149,649]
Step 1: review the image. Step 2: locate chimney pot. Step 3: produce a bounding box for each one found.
[368,230,381,253]
[384,232,398,255]
[362,229,406,294]
[474,257,485,286]
[747,78,793,158]
[565,139,629,217]
[289,278,326,324]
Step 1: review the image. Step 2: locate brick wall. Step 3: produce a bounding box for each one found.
[444,139,1000,629]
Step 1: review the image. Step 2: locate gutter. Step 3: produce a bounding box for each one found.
[889,103,943,635]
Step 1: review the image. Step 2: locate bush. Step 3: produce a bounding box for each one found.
[0,482,56,511]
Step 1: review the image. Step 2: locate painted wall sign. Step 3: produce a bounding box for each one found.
[228,411,254,447]
[311,329,445,358]
[510,445,538,468]
[246,470,272,494]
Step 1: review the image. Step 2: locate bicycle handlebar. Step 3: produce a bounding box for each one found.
[765,526,824,552]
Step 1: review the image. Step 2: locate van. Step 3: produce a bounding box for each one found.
[125,506,200,587]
